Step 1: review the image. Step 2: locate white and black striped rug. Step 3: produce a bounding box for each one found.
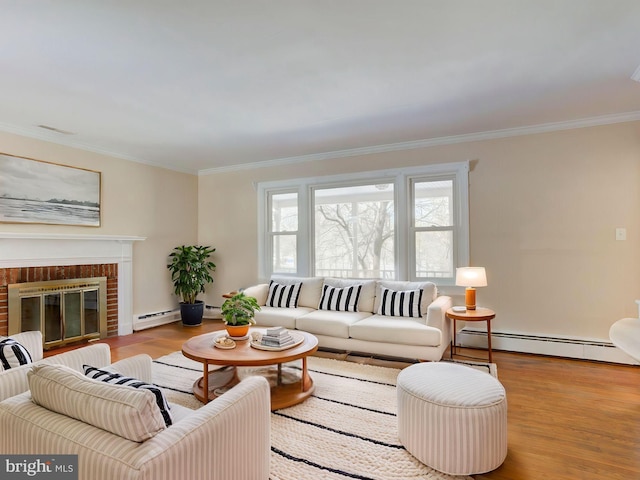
[152,352,473,480]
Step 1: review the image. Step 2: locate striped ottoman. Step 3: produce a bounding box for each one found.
[397,362,507,475]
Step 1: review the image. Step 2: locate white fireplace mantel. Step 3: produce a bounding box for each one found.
[0,233,146,336]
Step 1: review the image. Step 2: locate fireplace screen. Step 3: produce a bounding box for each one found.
[8,277,107,348]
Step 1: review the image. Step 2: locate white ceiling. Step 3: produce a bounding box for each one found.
[1,1,640,174]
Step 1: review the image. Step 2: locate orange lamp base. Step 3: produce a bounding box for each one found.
[465,287,477,310]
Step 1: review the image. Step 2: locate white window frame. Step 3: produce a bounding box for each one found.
[408,173,458,281]
[257,161,469,287]
[265,189,300,275]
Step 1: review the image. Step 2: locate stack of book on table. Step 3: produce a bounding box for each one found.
[261,326,295,347]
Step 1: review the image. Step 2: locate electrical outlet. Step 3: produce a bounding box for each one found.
[616,227,627,241]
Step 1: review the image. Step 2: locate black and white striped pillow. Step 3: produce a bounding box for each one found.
[267,281,302,308]
[0,337,33,370]
[83,365,172,427]
[377,287,423,318]
[318,284,362,312]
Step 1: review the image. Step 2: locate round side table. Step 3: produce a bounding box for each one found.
[446,307,496,363]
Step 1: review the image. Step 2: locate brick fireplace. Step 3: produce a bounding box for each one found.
[0,264,117,338]
[0,233,144,341]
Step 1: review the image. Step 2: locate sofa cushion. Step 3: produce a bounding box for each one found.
[374,281,437,317]
[271,276,324,308]
[323,278,376,313]
[83,365,172,427]
[266,280,302,308]
[350,315,442,347]
[318,284,362,312]
[253,306,315,329]
[296,310,372,339]
[377,286,423,318]
[28,364,166,442]
[0,338,32,370]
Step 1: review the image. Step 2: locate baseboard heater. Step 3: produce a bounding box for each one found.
[133,305,223,331]
[457,327,638,365]
[133,309,180,331]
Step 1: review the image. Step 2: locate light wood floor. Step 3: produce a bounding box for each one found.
[58,320,640,480]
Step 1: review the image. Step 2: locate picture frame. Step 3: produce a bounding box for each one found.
[0,152,101,227]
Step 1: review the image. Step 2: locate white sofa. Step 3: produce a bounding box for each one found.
[243,276,452,361]
[0,332,271,480]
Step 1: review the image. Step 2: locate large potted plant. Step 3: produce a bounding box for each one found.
[220,292,261,337]
[167,245,216,326]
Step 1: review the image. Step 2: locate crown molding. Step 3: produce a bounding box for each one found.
[1,110,639,178]
[199,111,640,175]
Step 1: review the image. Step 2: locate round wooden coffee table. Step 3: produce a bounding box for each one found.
[181,328,319,410]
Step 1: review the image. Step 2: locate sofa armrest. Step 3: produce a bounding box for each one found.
[109,354,153,383]
[134,375,271,479]
[426,295,453,348]
[242,284,269,306]
[425,295,452,331]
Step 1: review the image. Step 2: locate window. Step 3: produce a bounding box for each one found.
[410,178,454,279]
[268,191,298,274]
[314,182,395,278]
[258,161,468,285]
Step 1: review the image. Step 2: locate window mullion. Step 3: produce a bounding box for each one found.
[397,173,408,281]
[299,186,311,277]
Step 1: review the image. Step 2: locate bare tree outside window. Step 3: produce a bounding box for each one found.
[314,184,394,278]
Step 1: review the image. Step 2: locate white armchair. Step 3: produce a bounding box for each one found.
[0,354,271,480]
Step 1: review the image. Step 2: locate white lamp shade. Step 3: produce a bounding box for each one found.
[455,267,487,287]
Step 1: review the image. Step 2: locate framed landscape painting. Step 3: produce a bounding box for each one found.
[0,153,101,226]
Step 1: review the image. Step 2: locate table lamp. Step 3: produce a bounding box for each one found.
[455,267,487,310]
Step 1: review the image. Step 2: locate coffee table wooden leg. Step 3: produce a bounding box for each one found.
[202,360,209,404]
[451,318,456,359]
[277,363,282,386]
[487,319,492,363]
[193,366,239,403]
[301,356,312,392]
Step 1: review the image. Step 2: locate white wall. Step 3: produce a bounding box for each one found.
[199,122,640,342]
